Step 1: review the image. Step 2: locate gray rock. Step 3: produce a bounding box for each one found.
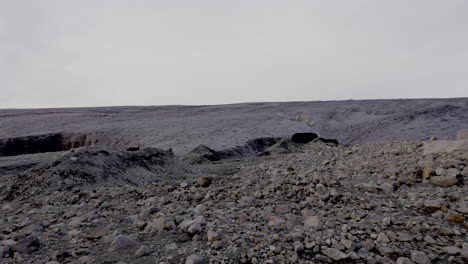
[135,245,151,257]
[430,176,458,187]
[304,215,321,228]
[442,246,461,255]
[322,247,347,261]
[410,250,431,264]
[10,236,40,254]
[396,257,414,264]
[185,254,203,264]
[109,235,138,252]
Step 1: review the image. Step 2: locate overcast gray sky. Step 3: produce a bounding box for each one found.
[1,0,467,108]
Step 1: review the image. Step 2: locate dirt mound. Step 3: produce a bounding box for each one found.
[0,133,97,157]
[3,147,192,200]
[182,145,221,164]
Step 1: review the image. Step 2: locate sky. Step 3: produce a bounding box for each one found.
[1,0,467,108]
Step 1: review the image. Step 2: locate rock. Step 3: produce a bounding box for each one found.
[109,235,138,252]
[1,204,12,212]
[196,177,212,187]
[322,247,347,261]
[166,243,178,250]
[86,224,112,240]
[423,199,442,211]
[211,240,222,250]
[268,215,286,228]
[10,236,40,254]
[461,247,468,259]
[397,232,413,242]
[207,231,220,242]
[423,140,468,154]
[13,252,22,262]
[380,182,394,194]
[410,250,431,264]
[194,204,207,214]
[188,222,202,234]
[274,204,292,214]
[430,176,458,187]
[294,242,305,252]
[376,233,390,243]
[179,216,205,234]
[442,246,461,255]
[376,245,394,256]
[51,250,71,261]
[135,245,151,257]
[304,215,321,228]
[185,254,203,264]
[456,129,468,139]
[396,257,414,264]
[151,217,166,232]
[78,256,94,263]
[341,239,352,249]
[422,167,435,179]
[446,212,464,224]
[424,235,436,244]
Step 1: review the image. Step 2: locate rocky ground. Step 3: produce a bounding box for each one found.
[1,132,467,263]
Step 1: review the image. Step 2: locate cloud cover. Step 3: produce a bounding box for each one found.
[1,0,467,108]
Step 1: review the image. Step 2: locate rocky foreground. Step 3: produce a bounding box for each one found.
[0,135,467,263]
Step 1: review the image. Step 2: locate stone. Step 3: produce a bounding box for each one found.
[207,231,220,242]
[456,129,468,139]
[185,254,203,264]
[194,204,207,214]
[341,239,352,249]
[135,245,151,257]
[180,216,206,234]
[294,242,305,252]
[442,246,461,255]
[430,176,458,188]
[109,235,138,252]
[86,224,111,240]
[423,200,442,211]
[461,247,468,259]
[274,204,292,214]
[380,182,394,194]
[376,245,394,256]
[196,177,212,187]
[268,215,286,228]
[322,247,347,261]
[376,233,390,243]
[397,232,413,242]
[51,250,71,261]
[422,167,435,179]
[396,257,414,264]
[211,240,222,250]
[446,212,464,224]
[410,250,431,264]
[10,236,40,254]
[188,222,202,234]
[304,215,321,228]
[152,217,166,232]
